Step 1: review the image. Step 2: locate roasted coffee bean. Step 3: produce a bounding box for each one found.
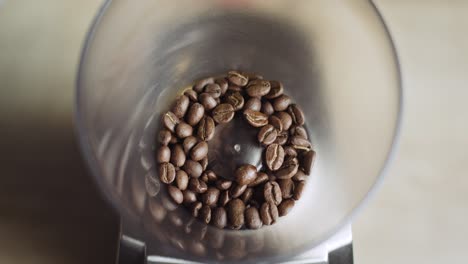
[158,130,172,145]
[243,72,263,80]
[202,187,220,207]
[245,207,263,229]
[186,103,205,126]
[200,156,208,170]
[241,187,253,204]
[170,134,179,144]
[261,101,275,116]
[184,89,198,102]
[273,95,291,111]
[230,183,247,198]
[156,145,171,163]
[288,104,305,126]
[189,177,208,194]
[191,201,203,217]
[228,84,242,92]
[301,150,316,174]
[168,185,183,204]
[194,77,214,92]
[200,173,209,182]
[163,111,180,132]
[265,143,285,171]
[227,199,245,229]
[293,180,305,200]
[219,190,231,207]
[204,170,218,182]
[183,136,198,154]
[290,126,308,139]
[292,169,308,181]
[159,162,176,184]
[216,179,233,190]
[260,202,279,225]
[227,71,248,86]
[278,179,295,199]
[278,199,295,216]
[212,103,235,123]
[265,80,284,99]
[276,157,299,179]
[284,146,298,158]
[235,164,257,185]
[246,80,271,97]
[291,136,312,150]
[225,91,245,111]
[199,93,218,110]
[244,109,268,127]
[172,95,190,118]
[268,116,282,132]
[212,207,227,229]
[268,174,277,182]
[215,78,229,95]
[215,97,221,104]
[170,144,186,167]
[175,122,193,139]
[275,112,293,131]
[244,97,262,112]
[190,141,208,161]
[248,172,269,187]
[274,130,289,145]
[258,124,277,145]
[204,83,222,98]
[183,160,203,178]
[264,181,282,205]
[183,189,197,204]
[197,116,215,141]
[176,170,189,190]
[199,205,212,224]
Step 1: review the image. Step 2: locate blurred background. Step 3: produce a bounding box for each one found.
[0,0,467,263]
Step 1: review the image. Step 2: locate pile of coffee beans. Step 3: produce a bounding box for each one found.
[156,71,315,230]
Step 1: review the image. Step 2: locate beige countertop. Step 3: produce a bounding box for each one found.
[1,1,467,263]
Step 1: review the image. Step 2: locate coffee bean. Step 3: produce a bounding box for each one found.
[292,169,308,181]
[230,183,247,198]
[243,72,263,80]
[175,122,193,139]
[228,84,242,92]
[235,164,257,185]
[264,181,282,205]
[199,205,211,224]
[159,162,176,184]
[183,189,197,204]
[168,185,183,204]
[301,150,316,174]
[293,180,305,200]
[216,179,233,190]
[219,190,231,207]
[278,199,295,216]
[170,144,186,167]
[275,112,293,131]
[261,101,275,116]
[227,71,248,86]
[225,91,245,111]
[201,157,209,171]
[204,170,218,182]
[268,174,277,182]
[172,95,190,118]
[273,95,291,111]
[244,97,262,112]
[204,83,222,98]
[211,207,227,229]
[190,141,208,161]
[226,199,245,229]
[156,145,171,163]
[278,179,294,199]
[265,80,284,99]
[200,173,209,182]
[290,126,308,139]
[212,103,235,124]
[275,157,299,179]
[202,187,220,207]
[284,146,298,158]
[265,143,285,171]
[246,80,271,97]
[215,78,229,95]
[245,207,263,229]
[241,187,253,204]
[184,89,198,102]
[268,115,283,131]
[194,77,214,92]
[191,201,203,217]
[258,124,277,145]
[183,136,198,154]
[244,109,268,127]
[163,111,180,132]
[158,130,172,145]
[189,177,208,194]
[290,136,312,150]
[248,172,269,187]
[186,103,205,126]
[197,116,215,141]
[199,93,218,110]
[288,104,305,126]
[274,131,289,145]
[260,202,278,225]
[183,160,203,178]
[176,170,189,190]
